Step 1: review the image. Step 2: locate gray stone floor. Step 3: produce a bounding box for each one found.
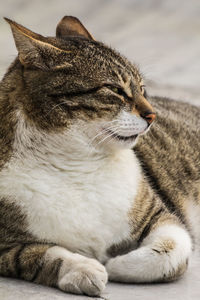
[0,0,200,299]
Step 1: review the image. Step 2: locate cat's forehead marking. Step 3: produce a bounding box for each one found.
[131,67,143,85]
[53,62,72,70]
[118,73,132,98]
[112,55,143,86]
[116,68,143,98]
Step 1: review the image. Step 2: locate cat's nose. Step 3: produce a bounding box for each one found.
[141,111,156,124]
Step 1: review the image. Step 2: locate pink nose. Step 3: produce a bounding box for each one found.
[142,112,156,124]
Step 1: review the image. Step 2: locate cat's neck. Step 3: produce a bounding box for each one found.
[11,114,137,176]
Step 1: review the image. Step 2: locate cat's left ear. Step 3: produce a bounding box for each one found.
[56,16,94,40]
[4,18,70,70]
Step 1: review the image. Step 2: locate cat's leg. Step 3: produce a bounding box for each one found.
[106,223,192,282]
[0,243,107,296]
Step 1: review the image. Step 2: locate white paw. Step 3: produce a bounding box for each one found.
[58,256,108,296]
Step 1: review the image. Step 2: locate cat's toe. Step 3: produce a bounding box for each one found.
[58,259,108,296]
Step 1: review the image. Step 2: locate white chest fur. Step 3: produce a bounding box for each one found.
[0,121,141,262]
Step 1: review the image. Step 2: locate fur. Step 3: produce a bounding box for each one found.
[0,16,199,297]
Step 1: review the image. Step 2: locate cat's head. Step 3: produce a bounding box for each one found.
[5,16,155,152]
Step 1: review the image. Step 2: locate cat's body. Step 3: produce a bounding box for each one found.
[135,97,200,242]
[0,117,140,262]
[0,16,199,296]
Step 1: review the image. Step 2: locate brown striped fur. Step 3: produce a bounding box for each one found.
[0,16,199,295]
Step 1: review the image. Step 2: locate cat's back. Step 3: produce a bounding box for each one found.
[151,96,200,129]
[135,96,200,174]
[134,97,200,234]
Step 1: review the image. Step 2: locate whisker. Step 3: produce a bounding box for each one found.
[85,123,121,157]
[152,123,164,134]
[95,127,120,147]
[99,127,121,148]
[102,119,119,124]
[87,126,120,156]
[88,124,119,146]
[44,101,68,117]
[95,132,115,147]
[148,123,164,140]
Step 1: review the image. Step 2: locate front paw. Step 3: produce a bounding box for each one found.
[58,256,108,296]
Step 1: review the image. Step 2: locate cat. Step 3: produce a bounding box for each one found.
[0,15,199,297]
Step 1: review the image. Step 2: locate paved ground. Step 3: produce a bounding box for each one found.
[0,0,200,299]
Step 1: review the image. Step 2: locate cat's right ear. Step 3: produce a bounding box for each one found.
[4,18,68,70]
[56,16,94,40]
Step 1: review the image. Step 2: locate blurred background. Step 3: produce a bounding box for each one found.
[1,0,200,105]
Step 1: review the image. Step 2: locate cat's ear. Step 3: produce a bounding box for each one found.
[4,18,68,70]
[56,16,94,40]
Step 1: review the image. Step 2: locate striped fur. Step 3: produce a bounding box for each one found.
[0,16,199,296]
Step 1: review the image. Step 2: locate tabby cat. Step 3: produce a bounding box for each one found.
[0,16,199,297]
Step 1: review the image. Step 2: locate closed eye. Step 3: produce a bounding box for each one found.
[48,83,135,101]
[104,84,130,100]
[47,86,101,99]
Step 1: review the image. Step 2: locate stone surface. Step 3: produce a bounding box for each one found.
[0,0,200,299]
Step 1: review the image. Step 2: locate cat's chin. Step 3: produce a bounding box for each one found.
[101,128,144,149]
[105,129,138,142]
[101,132,140,150]
[110,134,139,149]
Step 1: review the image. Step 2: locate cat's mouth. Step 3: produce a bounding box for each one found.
[104,129,139,142]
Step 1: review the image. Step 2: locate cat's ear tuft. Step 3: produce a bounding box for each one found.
[56,16,94,40]
[4,18,65,70]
